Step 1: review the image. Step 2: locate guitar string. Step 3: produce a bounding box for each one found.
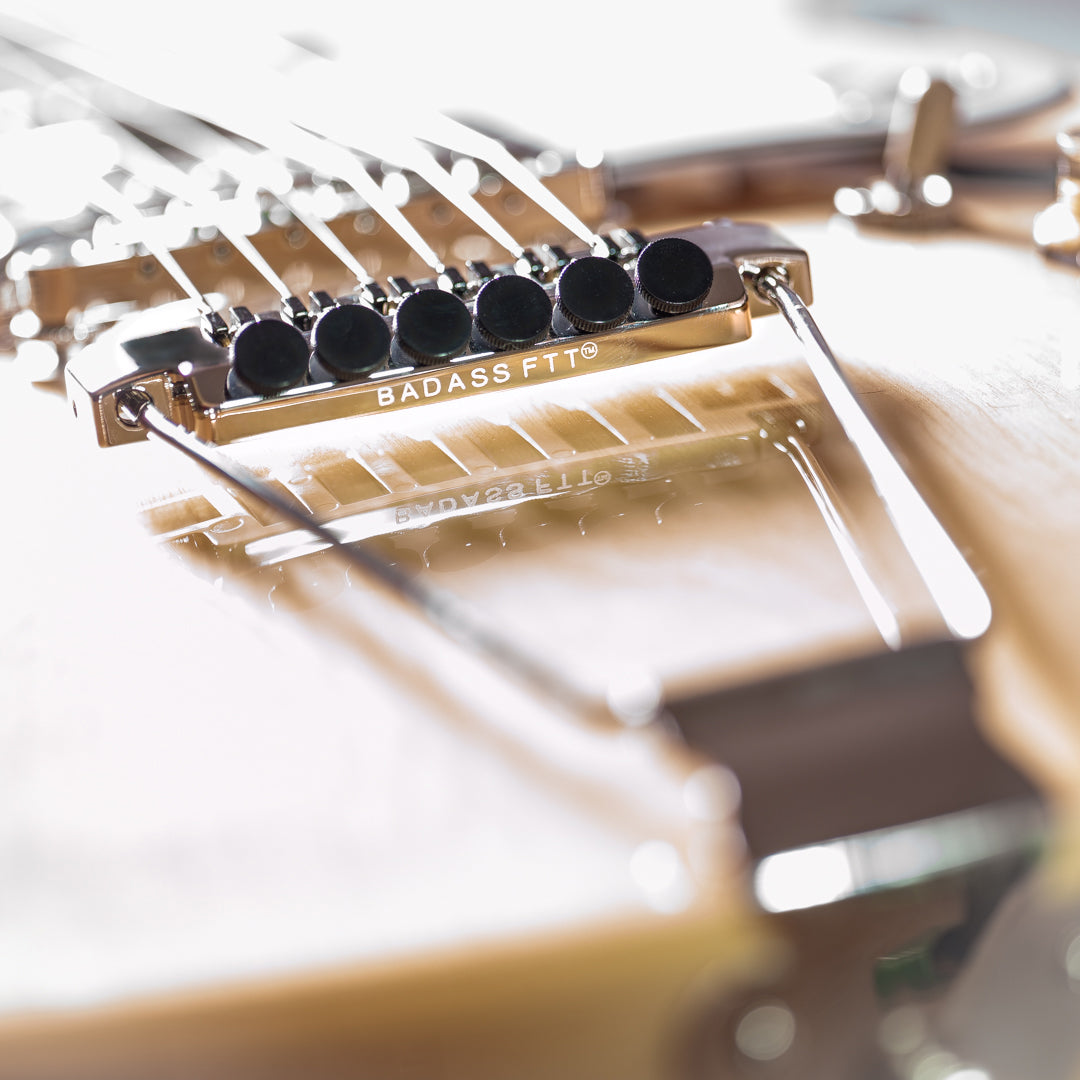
[269,42,604,255]
[116,387,637,730]
[0,9,603,257]
[2,13,605,272]
[3,45,516,315]
[274,30,606,253]
[105,119,373,302]
[770,429,903,649]
[0,41,380,309]
[144,123,380,290]
[86,177,216,320]
[114,146,299,306]
[0,21,547,273]
[85,109,300,309]
[1,58,298,309]
[0,18,445,271]
[297,102,527,261]
[197,28,530,262]
[409,113,609,256]
[0,43,219,318]
[749,266,993,641]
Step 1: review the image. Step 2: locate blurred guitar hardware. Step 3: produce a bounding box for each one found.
[1034,124,1080,264]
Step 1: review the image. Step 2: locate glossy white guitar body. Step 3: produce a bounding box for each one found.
[1,10,1079,1079]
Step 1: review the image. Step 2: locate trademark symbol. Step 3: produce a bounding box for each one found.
[580,341,598,360]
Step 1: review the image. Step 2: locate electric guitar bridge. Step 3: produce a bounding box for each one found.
[64,220,811,449]
[4,66,1031,860]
